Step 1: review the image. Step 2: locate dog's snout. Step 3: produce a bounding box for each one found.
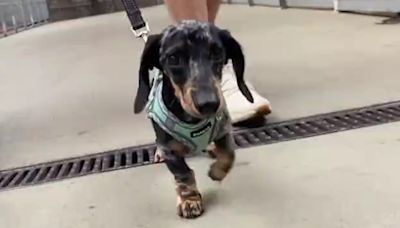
[192,89,220,116]
[198,100,219,115]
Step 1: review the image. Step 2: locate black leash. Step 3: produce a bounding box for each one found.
[121,0,161,93]
[120,0,150,42]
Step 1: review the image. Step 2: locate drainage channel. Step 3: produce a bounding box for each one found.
[1,101,400,192]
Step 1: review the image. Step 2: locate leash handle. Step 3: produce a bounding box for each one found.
[120,0,150,42]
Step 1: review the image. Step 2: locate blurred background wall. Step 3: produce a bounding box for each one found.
[1,0,399,37]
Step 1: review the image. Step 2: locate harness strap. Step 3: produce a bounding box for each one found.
[146,77,219,153]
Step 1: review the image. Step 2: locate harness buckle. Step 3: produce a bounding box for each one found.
[131,22,150,42]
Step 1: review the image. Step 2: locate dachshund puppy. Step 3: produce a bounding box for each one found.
[134,20,253,219]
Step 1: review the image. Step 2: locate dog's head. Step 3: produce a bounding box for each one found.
[134,20,254,118]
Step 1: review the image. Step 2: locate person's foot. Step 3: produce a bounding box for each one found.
[221,62,272,124]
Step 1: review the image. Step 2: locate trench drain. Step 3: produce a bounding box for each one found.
[1,101,400,192]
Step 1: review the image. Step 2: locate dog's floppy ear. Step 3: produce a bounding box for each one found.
[134,34,162,113]
[219,30,254,103]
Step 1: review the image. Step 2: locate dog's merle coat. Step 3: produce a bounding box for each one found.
[134,20,253,219]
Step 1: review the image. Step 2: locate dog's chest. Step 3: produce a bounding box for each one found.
[147,83,230,154]
[150,102,228,153]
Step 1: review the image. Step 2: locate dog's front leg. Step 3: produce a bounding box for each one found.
[163,149,204,219]
[208,133,235,181]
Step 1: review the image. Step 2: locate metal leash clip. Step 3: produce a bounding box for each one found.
[131,22,150,42]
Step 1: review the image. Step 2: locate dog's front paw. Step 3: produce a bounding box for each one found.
[206,143,216,159]
[177,194,204,219]
[208,162,229,181]
[154,148,165,163]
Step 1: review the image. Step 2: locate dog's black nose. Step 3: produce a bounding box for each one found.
[193,91,220,116]
[198,100,219,115]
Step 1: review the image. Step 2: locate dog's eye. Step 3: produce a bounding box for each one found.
[167,54,180,66]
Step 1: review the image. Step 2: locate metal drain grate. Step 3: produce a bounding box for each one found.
[0,144,157,191]
[1,101,400,192]
[233,101,400,148]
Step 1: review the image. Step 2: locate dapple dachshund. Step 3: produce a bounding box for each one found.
[133,20,253,219]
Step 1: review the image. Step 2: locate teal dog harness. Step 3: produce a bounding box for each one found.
[145,73,230,153]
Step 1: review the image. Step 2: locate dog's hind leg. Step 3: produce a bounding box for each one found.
[163,149,204,219]
[208,133,235,182]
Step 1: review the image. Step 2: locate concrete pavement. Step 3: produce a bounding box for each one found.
[1,5,400,227]
[1,122,400,228]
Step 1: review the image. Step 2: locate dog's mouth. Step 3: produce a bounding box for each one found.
[169,78,225,119]
[182,100,224,119]
[180,97,204,119]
